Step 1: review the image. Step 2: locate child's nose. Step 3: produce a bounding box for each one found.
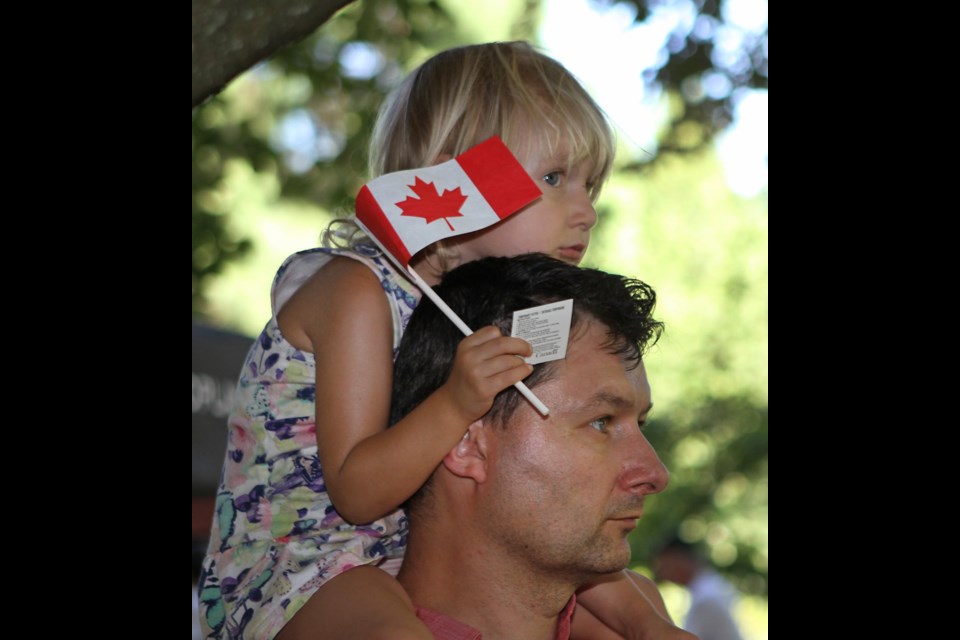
[570,192,598,230]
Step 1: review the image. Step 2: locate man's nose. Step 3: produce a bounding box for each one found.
[618,431,669,496]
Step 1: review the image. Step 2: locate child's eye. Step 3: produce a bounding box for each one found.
[588,417,609,433]
[543,171,562,187]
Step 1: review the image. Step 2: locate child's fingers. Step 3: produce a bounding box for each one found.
[462,325,503,346]
[452,345,532,387]
[459,331,532,360]
[482,362,535,395]
[446,332,537,419]
[502,336,533,358]
[466,352,534,383]
[471,338,532,365]
[461,326,532,356]
[458,357,532,400]
[456,344,531,384]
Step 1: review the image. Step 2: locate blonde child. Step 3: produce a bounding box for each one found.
[199,41,684,640]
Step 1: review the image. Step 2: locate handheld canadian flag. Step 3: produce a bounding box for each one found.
[354,135,542,268]
[354,136,550,415]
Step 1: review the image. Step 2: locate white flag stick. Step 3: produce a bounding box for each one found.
[407,265,550,416]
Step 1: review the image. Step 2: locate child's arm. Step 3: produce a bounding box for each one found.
[573,569,698,640]
[278,257,532,524]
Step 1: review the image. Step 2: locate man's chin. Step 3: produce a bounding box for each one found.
[586,543,632,575]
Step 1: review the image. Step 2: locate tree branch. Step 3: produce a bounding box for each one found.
[192,0,356,107]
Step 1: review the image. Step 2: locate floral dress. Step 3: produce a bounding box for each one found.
[197,244,421,639]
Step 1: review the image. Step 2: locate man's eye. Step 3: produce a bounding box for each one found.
[543,171,562,187]
[588,417,609,433]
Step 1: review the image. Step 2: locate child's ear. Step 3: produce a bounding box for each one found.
[433,153,453,165]
[442,420,488,482]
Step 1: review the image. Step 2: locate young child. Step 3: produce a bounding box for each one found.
[199,41,684,640]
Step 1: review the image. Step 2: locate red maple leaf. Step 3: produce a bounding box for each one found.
[396,177,468,231]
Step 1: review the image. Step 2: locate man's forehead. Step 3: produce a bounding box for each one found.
[562,320,643,374]
[550,358,648,411]
[531,321,650,416]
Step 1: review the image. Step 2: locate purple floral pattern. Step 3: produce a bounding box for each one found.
[198,246,421,639]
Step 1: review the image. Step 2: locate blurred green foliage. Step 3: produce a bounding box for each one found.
[193,0,458,312]
[615,0,767,163]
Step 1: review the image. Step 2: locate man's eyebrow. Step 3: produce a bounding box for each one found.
[579,390,653,416]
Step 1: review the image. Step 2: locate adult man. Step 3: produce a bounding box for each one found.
[653,539,745,640]
[390,253,691,640]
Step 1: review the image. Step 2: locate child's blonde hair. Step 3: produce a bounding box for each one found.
[328,41,616,263]
[372,40,614,198]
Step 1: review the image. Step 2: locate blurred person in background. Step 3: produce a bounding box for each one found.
[652,538,744,640]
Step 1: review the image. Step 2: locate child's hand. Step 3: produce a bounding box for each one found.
[442,325,534,423]
[573,570,701,640]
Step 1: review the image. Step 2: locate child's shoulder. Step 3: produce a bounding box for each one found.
[272,246,396,350]
[271,245,395,317]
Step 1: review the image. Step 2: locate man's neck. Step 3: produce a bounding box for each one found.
[400,520,576,640]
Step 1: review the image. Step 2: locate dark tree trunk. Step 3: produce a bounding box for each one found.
[192,0,356,107]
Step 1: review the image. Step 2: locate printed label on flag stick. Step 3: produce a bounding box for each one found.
[355,136,542,267]
[511,299,574,365]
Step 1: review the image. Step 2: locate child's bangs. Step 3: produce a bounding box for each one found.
[557,103,615,200]
[503,92,615,202]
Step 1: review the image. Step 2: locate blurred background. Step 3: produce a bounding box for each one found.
[192,0,767,636]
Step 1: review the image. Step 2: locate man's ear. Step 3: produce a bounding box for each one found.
[442,420,488,482]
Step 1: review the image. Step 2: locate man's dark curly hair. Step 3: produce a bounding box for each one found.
[389,253,663,429]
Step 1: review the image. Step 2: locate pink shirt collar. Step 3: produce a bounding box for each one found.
[414,595,576,640]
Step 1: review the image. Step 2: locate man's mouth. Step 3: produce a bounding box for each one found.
[609,512,642,526]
